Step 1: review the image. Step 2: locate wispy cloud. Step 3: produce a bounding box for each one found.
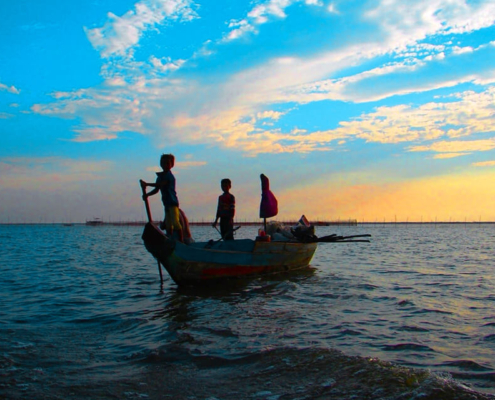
[327,3,339,14]
[409,138,495,154]
[149,56,186,72]
[433,152,471,159]
[71,127,119,142]
[473,160,495,167]
[0,157,113,189]
[30,0,495,156]
[146,160,206,172]
[337,87,495,144]
[256,110,285,120]
[0,82,20,94]
[85,0,198,58]
[224,0,325,42]
[176,160,208,168]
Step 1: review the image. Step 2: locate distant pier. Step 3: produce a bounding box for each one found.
[83,219,359,227]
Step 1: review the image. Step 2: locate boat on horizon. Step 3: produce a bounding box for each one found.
[86,218,103,226]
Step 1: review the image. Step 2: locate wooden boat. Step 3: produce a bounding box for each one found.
[139,175,369,286]
[142,222,317,286]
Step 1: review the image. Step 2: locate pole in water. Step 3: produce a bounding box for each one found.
[157,260,163,284]
[139,180,153,223]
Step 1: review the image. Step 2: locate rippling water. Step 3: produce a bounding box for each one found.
[1,223,495,399]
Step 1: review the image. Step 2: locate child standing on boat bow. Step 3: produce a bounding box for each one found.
[140,154,184,243]
[212,178,236,240]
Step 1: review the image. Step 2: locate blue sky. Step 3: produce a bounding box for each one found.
[1,0,495,223]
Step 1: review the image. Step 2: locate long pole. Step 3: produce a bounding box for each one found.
[140,180,153,222]
[140,180,163,284]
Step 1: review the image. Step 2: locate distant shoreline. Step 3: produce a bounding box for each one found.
[1,221,495,226]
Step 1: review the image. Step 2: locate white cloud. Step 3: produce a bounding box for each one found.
[0,82,20,94]
[257,110,285,120]
[452,46,474,55]
[176,160,208,168]
[71,127,119,142]
[366,0,495,50]
[85,0,198,58]
[327,3,338,14]
[150,56,186,72]
[225,21,257,41]
[223,0,327,42]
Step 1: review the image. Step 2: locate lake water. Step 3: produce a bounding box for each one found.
[1,223,495,399]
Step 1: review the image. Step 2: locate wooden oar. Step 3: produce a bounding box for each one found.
[311,234,371,243]
[140,180,163,285]
[328,239,371,243]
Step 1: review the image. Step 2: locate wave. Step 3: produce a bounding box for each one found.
[382,343,435,352]
[123,347,495,400]
[439,360,493,372]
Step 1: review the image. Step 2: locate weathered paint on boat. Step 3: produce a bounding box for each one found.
[142,222,317,286]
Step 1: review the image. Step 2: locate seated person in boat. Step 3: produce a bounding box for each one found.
[212,178,236,240]
[141,154,184,243]
[179,208,194,245]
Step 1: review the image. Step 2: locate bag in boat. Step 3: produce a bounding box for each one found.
[259,174,278,218]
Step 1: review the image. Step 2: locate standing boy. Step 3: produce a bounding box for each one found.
[140,154,183,243]
[212,179,236,240]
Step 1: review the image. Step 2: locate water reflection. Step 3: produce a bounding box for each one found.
[152,266,317,322]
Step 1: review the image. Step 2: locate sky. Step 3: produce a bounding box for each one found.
[1,0,495,224]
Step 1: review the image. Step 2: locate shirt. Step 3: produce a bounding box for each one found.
[216,193,235,219]
[156,170,179,207]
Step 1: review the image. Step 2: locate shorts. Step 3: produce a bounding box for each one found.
[220,217,234,240]
[165,206,182,232]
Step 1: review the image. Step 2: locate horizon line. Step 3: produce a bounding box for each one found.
[2,220,495,226]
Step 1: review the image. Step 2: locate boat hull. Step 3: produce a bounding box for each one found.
[142,223,317,286]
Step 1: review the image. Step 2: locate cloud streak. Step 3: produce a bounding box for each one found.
[224,0,326,42]
[0,82,20,94]
[0,157,113,190]
[473,160,495,167]
[85,0,198,58]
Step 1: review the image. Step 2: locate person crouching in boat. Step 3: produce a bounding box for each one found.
[141,154,184,243]
[179,208,194,245]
